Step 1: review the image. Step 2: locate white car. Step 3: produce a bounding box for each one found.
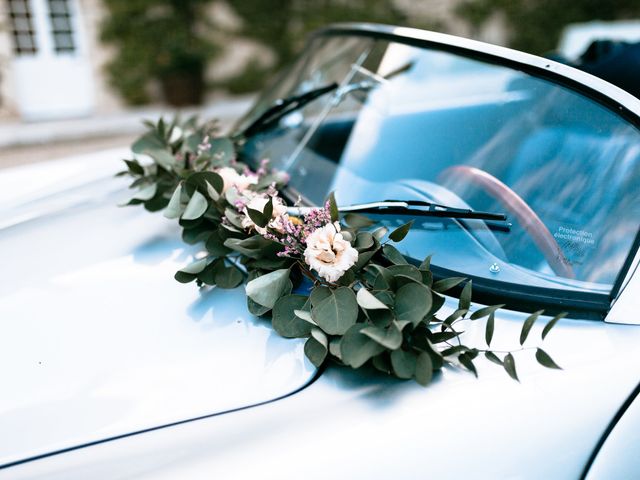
[1,23,640,479]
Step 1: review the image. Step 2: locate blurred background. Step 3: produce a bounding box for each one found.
[0,0,639,167]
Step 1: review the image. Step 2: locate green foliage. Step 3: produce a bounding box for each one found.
[229,0,406,71]
[457,0,640,56]
[218,59,271,95]
[119,116,565,387]
[100,0,219,104]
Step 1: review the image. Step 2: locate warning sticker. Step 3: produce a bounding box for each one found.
[552,225,597,266]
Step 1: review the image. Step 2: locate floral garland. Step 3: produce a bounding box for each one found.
[119,116,564,386]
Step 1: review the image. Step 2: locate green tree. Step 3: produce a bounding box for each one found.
[224,0,407,93]
[457,0,640,56]
[100,0,219,105]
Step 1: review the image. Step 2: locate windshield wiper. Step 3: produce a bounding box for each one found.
[241,61,414,139]
[241,82,338,138]
[288,199,508,223]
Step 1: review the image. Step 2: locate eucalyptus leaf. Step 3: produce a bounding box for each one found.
[304,334,328,367]
[535,348,562,369]
[209,137,235,165]
[247,297,270,316]
[272,295,313,338]
[362,323,402,350]
[164,183,184,219]
[542,312,567,340]
[458,352,478,377]
[174,271,197,283]
[311,287,358,335]
[182,191,208,220]
[245,269,291,309]
[387,264,421,279]
[146,149,176,169]
[390,349,417,379]
[310,286,331,306]
[470,304,505,320]
[344,213,375,229]
[372,353,392,374]
[372,226,388,241]
[205,181,220,201]
[459,281,472,311]
[182,224,213,245]
[520,310,543,345]
[340,324,385,368]
[365,308,394,328]
[327,191,339,222]
[356,288,388,310]
[132,131,165,154]
[124,159,144,175]
[444,308,467,326]
[178,257,208,274]
[395,283,432,326]
[382,244,409,265]
[186,171,224,196]
[293,309,315,324]
[503,353,519,381]
[224,236,280,259]
[205,230,232,256]
[418,255,432,271]
[214,263,244,289]
[389,220,414,242]
[484,351,503,366]
[485,312,495,346]
[132,183,157,201]
[354,231,374,251]
[143,189,170,212]
[246,207,268,228]
[415,352,433,386]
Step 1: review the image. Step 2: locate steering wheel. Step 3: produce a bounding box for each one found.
[439,165,575,279]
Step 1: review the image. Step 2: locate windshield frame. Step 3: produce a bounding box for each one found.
[236,23,640,319]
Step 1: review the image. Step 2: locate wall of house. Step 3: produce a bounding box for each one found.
[0,7,19,119]
[0,0,506,121]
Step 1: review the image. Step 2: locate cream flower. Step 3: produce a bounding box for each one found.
[241,194,288,234]
[215,167,257,193]
[303,222,358,283]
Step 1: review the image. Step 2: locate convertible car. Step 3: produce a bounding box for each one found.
[1,24,639,479]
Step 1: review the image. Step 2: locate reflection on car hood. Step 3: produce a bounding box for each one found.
[4,302,640,479]
[0,150,315,466]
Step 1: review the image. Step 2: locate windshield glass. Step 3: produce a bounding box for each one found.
[236,32,640,300]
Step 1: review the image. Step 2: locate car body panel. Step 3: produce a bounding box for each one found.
[0,151,315,467]
[2,23,640,479]
[585,388,640,479]
[2,303,640,479]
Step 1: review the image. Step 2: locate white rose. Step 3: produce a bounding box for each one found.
[303,222,358,283]
[241,194,288,234]
[216,167,257,193]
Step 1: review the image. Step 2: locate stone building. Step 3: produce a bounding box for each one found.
[1,0,123,120]
[0,0,505,121]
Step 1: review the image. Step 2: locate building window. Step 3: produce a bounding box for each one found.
[47,0,75,53]
[8,0,38,55]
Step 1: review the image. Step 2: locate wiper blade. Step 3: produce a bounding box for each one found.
[241,82,338,138]
[288,199,508,222]
[241,61,415,139]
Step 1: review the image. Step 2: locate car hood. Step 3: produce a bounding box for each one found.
[0,150,316,466]
[3,297,640,479]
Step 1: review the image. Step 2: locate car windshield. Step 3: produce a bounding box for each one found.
[236,30,640,306]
